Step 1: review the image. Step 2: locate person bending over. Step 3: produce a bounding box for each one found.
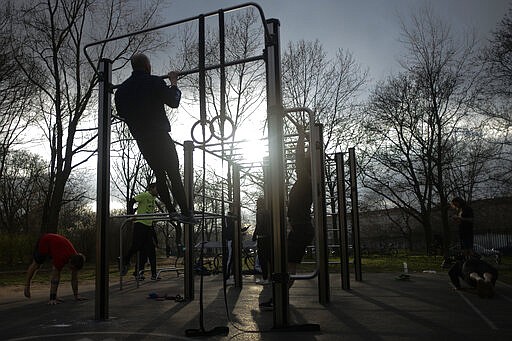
[24,233,87,305]
[449,257,498,298]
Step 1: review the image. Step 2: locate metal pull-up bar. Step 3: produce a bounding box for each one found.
[83,2,271,78]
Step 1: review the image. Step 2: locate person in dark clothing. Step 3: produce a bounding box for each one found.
[114,53,195,225]
[253,196,271,284]
[449,257,498,298]
[122,183,160,280]
[451,197,474,258]
[260,126,314,310]
[222,211,235,284]
[135,226,160,281]
[286,125,314,287]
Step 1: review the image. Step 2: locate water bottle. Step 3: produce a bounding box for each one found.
[403,262,408,274]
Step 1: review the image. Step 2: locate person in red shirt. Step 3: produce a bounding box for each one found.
[24,233,87,305]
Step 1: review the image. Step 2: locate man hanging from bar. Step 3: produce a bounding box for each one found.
[115,53,196,225]
[286,124,315,286]
[260,124,314,310]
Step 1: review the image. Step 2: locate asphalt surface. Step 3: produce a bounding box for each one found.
[1,270,512,340]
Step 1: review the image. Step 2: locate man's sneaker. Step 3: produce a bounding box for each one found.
[151,275,161,281]
[134,274,145,281]
[169,212,198,224]
[255,278,270,285]
[259,299,273,311]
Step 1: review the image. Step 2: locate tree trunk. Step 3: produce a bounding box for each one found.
[41,170,69,234]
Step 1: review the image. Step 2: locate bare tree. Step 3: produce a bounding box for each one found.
[110,121,149,213]
[444,123,505,201]
[169,9,268,216]
[8,0,168,233]
[282,40,367,152]
[479,6,512,123]
[174,9,266,143]
[0,4,38,183]
[399,6,480,253]
[477,6,512,189]
[361,6,482,253]
[360,73,437,251]
[281,39,367,242]
[0,151,47,233]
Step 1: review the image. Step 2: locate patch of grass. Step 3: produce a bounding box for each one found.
[298,253,512,285]
[0,263,119,286]
[3,254,511,286]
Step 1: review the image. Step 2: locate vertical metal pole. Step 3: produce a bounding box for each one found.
[95,58,111,321]
[311,123,330,304]
[232,164,242,287]
[265,19,289,328]
[184,140,195,300]
[335,153,350,290]
[349,148,362,281]
[263,157,273,275]
[198,15,206,125]
[219,11,227,134]
[119,223,123,290]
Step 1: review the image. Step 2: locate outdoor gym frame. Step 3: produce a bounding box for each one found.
[84,2,335,330]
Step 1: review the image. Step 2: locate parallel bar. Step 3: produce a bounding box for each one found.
[84,2,271,77]
[232,164,242,286]
[173,55,264,78]
[184,141,195,299]
[199,15,206,125]
[263,157,272,278]
[349,148,362,281]
[265,19,289,328]
[95,59,112,321]
[219,11,227,136]
[312,123,330,304]
[335,152,350,290]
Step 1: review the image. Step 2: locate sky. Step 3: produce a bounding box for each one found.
[22,0,512,208]
[164,0,511,82]
[147,0,511,163]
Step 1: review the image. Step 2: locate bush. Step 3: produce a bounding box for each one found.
[0,233,37,269]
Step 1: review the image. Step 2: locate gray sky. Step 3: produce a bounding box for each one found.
[164,0,510,82]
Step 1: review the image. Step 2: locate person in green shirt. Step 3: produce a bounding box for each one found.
[121,183,160,280]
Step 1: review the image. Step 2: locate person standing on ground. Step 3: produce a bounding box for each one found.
[122,183,160,280]
[24,233,87,305]
[449,256,498,298]
[253,196,271,284]
[114,53,195,225]
[223,211,235,284]
[451,197,474,258]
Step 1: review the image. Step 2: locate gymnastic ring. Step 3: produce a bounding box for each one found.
[190,119,214,145]
[210,115,235,141]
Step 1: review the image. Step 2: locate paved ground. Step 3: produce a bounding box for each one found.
[1,270,512,340]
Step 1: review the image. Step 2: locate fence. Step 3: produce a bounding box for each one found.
[475,232,512,249]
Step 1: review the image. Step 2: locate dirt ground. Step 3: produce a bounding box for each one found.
[0,279,97,304]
